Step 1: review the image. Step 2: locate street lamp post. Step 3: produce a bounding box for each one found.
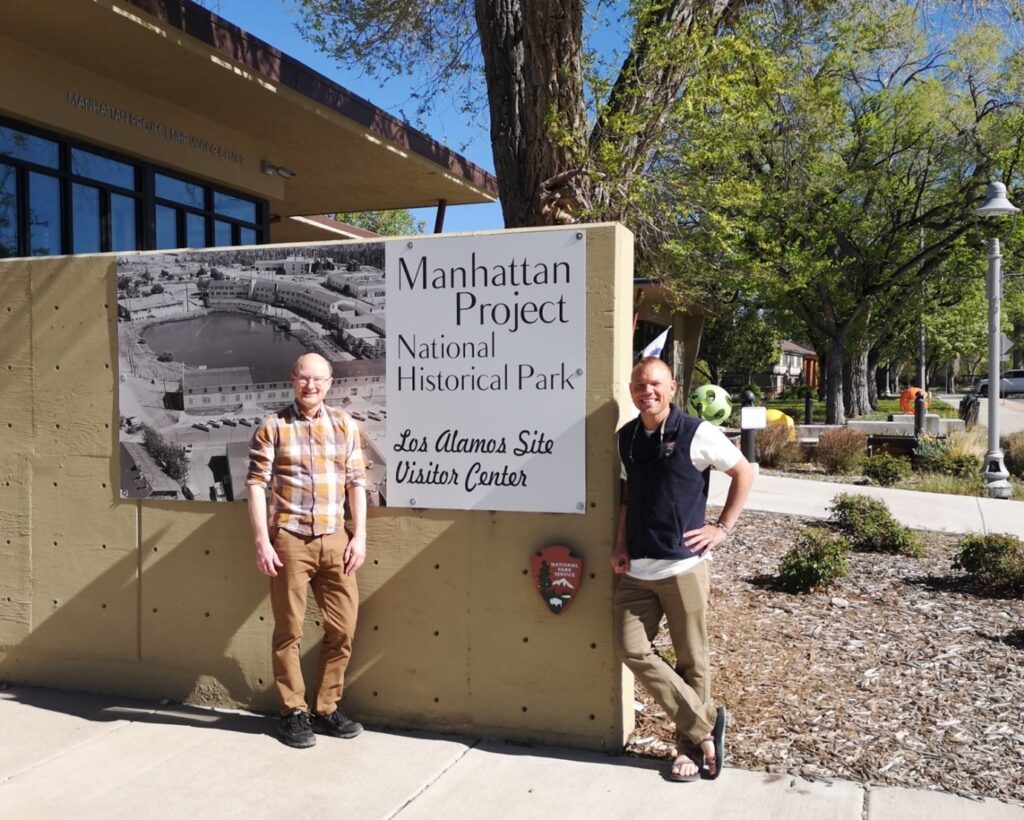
[976,181,1018,499]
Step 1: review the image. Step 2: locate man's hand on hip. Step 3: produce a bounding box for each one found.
[683,523,727,555]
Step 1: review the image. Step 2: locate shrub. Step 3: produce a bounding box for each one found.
[778,527,849,593]
[952,533,1024,595]
[914,432,983,478]
[756,423,804,468]
[1002,431,1024,478]
[815,427,867,474]
[828,493,923,557]
[862,453,911,487]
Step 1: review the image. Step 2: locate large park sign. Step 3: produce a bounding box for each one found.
[386,229,586,513]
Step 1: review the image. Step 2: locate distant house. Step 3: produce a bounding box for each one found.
[721,340,819,397]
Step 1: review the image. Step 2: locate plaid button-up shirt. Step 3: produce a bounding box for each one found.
[247,402,367,537]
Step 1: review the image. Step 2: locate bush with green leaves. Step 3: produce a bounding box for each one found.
[862,453,911,487]
[828,493,923,557]
[778,527,849,593]
[914,433,982,478]
[756,423,804,468]
[952,533,1024,594]
[815,427,867,474]
[1002,431,1024,478]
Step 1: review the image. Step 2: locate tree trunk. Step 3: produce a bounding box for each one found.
[475,0,586,228]
[868,348,884,409]
[825,336,846,425]
[849,344,871,416]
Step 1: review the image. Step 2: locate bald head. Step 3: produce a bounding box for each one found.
[292,352,333,378]
[630,357,677,428]
[631,356,672,383]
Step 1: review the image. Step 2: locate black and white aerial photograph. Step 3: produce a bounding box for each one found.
[116,242,388,504]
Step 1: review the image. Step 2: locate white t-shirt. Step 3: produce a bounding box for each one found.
[624,420,741,581]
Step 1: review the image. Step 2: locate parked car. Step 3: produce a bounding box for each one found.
[977,368,1024,397]
[349,411,367,421]
[208,420,222,428]
[221,418,237,427]
[192,422,209,432]
[238,418,254,427]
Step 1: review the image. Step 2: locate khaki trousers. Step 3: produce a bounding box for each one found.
[269,528,359,716]
[613,560,716,752]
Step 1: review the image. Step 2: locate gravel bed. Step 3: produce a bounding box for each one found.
[625,509,1024,806]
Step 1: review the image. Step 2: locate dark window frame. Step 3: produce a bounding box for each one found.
[0,115,268,258]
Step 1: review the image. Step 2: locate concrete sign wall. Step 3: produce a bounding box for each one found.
[0,225,637,751]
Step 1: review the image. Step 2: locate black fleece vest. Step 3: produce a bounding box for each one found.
[618,405,709,560]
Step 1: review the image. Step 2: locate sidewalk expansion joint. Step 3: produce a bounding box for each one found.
[387,736,484,818]
[0,717,135,783]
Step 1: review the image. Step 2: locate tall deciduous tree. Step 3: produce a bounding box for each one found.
[296,0,751,232]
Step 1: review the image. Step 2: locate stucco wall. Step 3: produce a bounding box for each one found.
[0,224,635,750]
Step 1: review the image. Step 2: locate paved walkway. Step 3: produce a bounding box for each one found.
[709,470,1024,538]
[1,685,1021,820]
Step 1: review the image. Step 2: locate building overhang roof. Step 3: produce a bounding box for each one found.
[4,0,498,221]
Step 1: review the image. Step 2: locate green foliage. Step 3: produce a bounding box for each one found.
[1002,432,1024,478]
[952,533,1024,595]
[697,303,780,385]
[862,454,911,487]
[335,209,424,236]
[828,493,923,557]
[755,423,803,468]
[156,352,174,363]
[778,527,849,593]
[815,427,867,474]
[913,434,982,478]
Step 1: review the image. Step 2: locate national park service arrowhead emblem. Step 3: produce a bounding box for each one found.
[531,545,583,615]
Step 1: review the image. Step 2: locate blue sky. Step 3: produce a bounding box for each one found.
[198,0,505,232]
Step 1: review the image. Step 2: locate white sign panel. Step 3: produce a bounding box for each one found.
[385,230,587,513]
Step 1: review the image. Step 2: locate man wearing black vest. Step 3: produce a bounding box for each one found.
[613,357,754,782]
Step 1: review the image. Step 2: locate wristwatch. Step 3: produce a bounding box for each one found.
[713,519,730,538]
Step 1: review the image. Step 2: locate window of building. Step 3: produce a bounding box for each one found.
[0,118,266,259]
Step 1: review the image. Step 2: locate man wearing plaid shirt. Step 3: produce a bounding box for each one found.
[247,352,368,748]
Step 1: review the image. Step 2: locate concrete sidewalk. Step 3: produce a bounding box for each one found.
[1,685,1021,820]
[709,470,1024,538]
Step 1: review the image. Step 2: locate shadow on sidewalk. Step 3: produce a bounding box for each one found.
[0,684,272,737]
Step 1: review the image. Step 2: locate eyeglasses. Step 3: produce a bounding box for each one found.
[295,376,331,386]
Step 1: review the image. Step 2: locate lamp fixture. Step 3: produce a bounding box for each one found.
[976,181,1019,218]
[260,160,297,180]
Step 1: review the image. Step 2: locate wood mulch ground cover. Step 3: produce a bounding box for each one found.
[624,509,1024,806]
